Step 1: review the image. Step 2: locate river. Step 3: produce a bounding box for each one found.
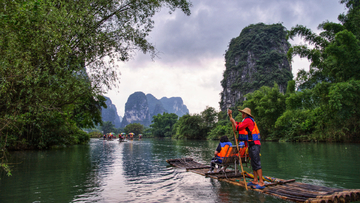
[1,138,359,203]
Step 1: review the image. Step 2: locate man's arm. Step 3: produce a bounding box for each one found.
[228,109,237,127]
[214,143,222,157]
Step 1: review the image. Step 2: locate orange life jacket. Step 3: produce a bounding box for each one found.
[216,142,233,159]
[238,117,261,141]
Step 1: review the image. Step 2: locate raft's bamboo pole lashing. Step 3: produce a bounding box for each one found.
[186,166,211,170]
[166,158,360,203]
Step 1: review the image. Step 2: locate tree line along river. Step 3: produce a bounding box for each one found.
[0,138,359,203]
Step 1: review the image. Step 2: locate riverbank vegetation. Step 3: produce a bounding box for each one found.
[0,0,191,174]
[150,0,360,143]
[229,0,360,142]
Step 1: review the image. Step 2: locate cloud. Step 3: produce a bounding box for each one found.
[106,0,346,116]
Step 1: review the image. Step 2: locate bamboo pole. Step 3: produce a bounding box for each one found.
[186,166,211,170]
[266,188,318,198]
[350,190,360,201]
[228,111,248,191]
[166,158,193,163]
[264,189,309,202]
[264,179,296,187]
[291,182,344,192]
[275,184,328,196]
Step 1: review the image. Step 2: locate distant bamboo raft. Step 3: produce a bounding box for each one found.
[166,158,360,203]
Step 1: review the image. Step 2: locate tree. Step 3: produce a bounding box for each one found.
[89,131,103,138]
[201,106,218,129]
[0,0,192,142]
[241,83,287,139]
[285,0,360,141]
[288,1,360,85]
[0,0,192,174]
[173,114,207,139]
[172,107,220,140]
[207,120,233,141]
[124,123,144,136]
[150,113,178,137]
[101,121,115,135]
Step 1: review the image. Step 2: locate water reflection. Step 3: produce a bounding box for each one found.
[0,144,94,202]
[261,142,360,189]
[0,139,359,203]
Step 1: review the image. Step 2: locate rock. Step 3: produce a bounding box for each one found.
[146,94,167,118]
[101,96,122,128]
[121,92,189,127]
[220,23,293,111]
[160,97,189,118]
[121,92,151,128]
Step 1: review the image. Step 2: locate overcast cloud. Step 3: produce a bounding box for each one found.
[106,0,346,117]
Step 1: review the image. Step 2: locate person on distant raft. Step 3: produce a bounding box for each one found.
[208,135,232,173]
[228,108,265,189]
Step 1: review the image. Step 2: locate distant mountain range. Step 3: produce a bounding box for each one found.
[120,92,189,127]
[101,96,122,128]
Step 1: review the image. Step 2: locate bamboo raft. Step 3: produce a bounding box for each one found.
[166,158,360,203]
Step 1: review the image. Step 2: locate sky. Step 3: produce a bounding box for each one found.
[105,0,347,117]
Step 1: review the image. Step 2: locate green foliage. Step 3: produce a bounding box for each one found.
[150,113,178,137]
[114,128,124,135]
[173,114,205,139]
[0,0,192,176]
[124,123,144,136]
[281,0,360,142]
[200,106,218,132]
[89,131,103,138]
[0,163,12,177]
[242,83,287,139]
[275,109,315,141]
[74,129,91,145]
[207,120,233,140]
[221,23,293,107]
[143,127,152,137]
[0,1,191,143]
[173,106,219,140]
[101,121,116,135]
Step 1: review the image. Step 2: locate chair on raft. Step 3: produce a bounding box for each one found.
[215,146,249,175]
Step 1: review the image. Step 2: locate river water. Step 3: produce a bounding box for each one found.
[1,138,359,203]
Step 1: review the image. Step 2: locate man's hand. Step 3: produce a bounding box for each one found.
[228,109,236,126]
[228,109,232,115]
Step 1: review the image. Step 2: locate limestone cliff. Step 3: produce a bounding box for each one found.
[121,92,189,127]
[220,23,293,111]
[101,96,122,128]
[121,92,151,128]
[160,97,189,117]
[146,94,167,118]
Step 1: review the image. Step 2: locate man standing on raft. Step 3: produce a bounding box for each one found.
[228,108,265,189]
